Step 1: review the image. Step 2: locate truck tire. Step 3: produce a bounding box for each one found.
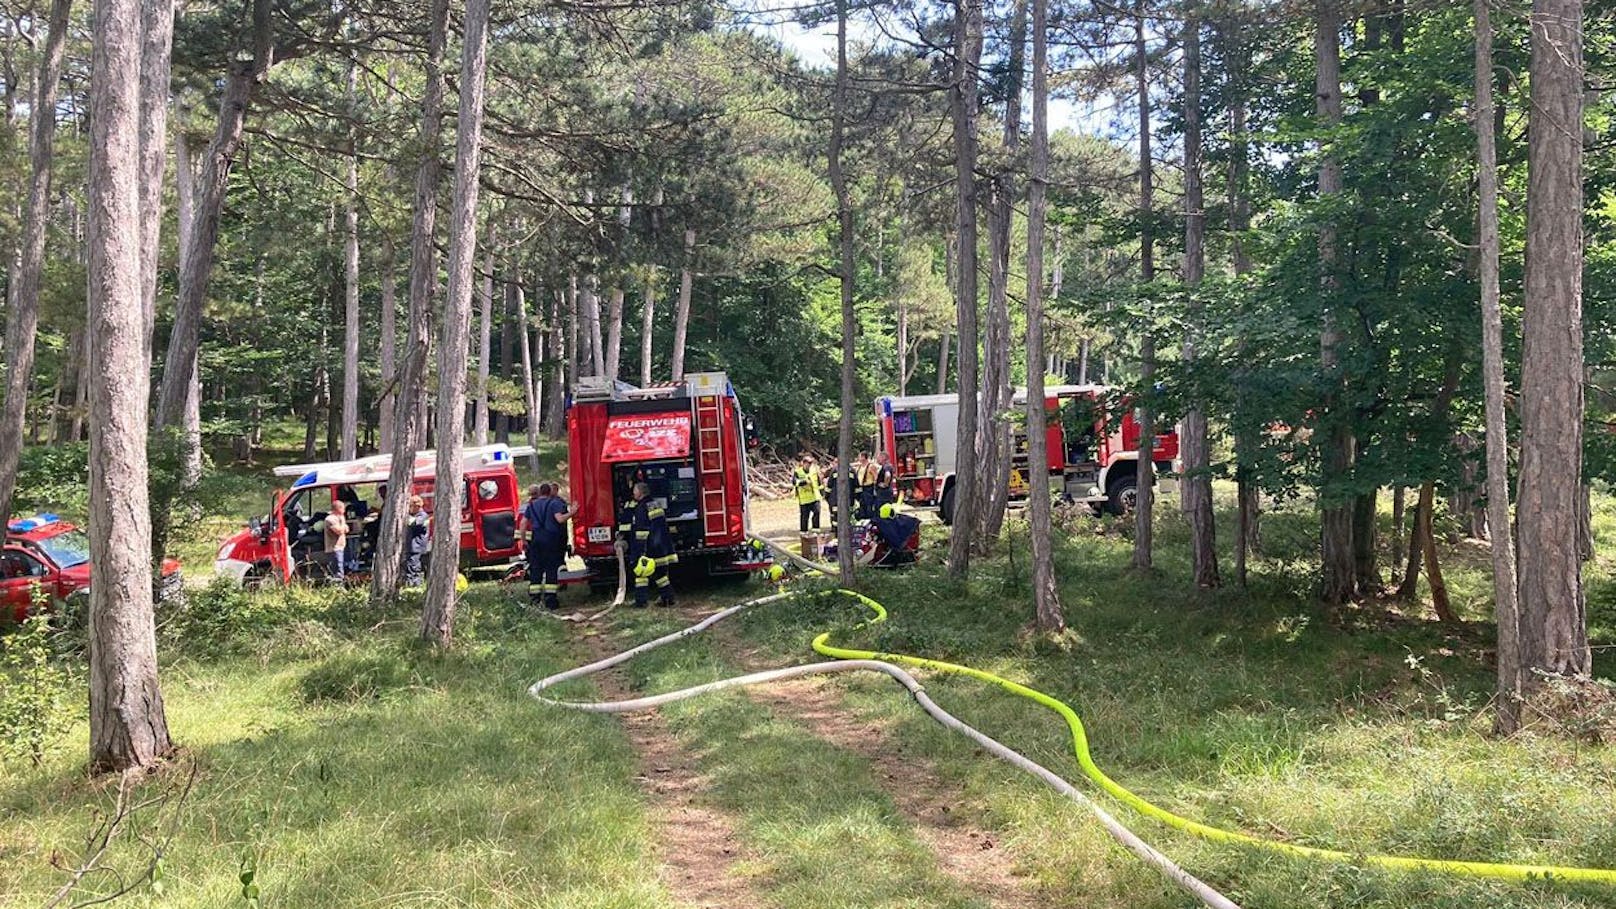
[939,484,957,527]
[1105,473,1138,516]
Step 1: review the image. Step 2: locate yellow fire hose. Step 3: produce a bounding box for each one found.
[532,534,1616,896]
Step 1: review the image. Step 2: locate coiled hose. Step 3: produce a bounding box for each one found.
[530,541,1616,902]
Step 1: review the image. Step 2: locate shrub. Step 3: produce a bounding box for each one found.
[0,590,77,767]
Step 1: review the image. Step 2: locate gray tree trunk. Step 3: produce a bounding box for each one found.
[945,0,984,579]
[936,332,951,394]
[1026,0,1064,633]
[830,0,856,584]
[1131,3,1155,572]
[87,0,171,773]
[421,0,492,645]
[605,286,625,380]
[640,280,657,387]
[546,286,566,439]
[671,228,695,381]
[137,0,173,363]
[0,0,71,533]
[370,0,448,608]
[340,73,361,460]
[1316,0,1357,605]
[1181,11,1218,589]
[378,233,398,452]
[583,272,603,377]
[1517,0,1591,680]
[156,0,272,476]
[474,241,493,446]
[514,273,540,469]
[976,0,1026,543]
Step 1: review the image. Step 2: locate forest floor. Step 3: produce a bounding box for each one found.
[4,447,1616,908]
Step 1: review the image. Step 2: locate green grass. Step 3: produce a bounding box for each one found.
[6,481,1616,908]
[0,587,674,908]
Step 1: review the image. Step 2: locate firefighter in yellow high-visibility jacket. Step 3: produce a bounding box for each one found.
[619,482,676,608]
[793,455,823,533]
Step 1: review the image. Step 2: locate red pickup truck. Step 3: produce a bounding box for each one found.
[2,514,183,623]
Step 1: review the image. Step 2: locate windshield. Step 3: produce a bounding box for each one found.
[34,528,90,569]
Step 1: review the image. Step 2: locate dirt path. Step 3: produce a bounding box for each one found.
[575,625,768,909]
[715,627,1043,909]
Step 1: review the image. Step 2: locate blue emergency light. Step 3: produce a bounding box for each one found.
[7,513,60,533]
[292,470,318,489]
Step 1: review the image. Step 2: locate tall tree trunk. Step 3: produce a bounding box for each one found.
[514,273,540,468]
[896,290,909,396]
[371,0,448,608]
[1517,0,1591,682]
[87,0,171,772]
[640,280,657,387]
[605,286,625,380]
[976,0,1027,542]
[378,234,398,452]
[1026,0,1064,633]
[1413,481,1458,625]
[945,0,984,579]
[583,272,604,377]
[936,331,951,394]
[474,242,493,446]
[421,0,491,645]
[1316,0,1357,605]
[829,0,857,584]
[340,70,361,460]
[546,286,566,438]
[137,0,174,363]
[1181,10,1218,589]
[156,0,271,478]
[1131,3,1155,572]
[671,228,695,381]
[0,0,71,532]
[1353,486,1380,592]
[1223,16,1260,587]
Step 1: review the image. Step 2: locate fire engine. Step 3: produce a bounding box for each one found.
[875,385,1180,524]
[566,371,767,588]
[213,444,531,586]
[4,514,183,622]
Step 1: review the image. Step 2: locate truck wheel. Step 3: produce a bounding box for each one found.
[1105,474,1138,516]
[939,484,956,526]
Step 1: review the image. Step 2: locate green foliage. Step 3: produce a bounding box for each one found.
[13,443,90,517]
[297,648,413,703]
[0,592,76,768]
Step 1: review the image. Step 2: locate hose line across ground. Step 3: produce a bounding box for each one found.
[529,550,1616,900]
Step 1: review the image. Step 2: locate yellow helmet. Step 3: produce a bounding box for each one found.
[879,503,897,519]
[634,555,657,578]
[455,573,470,594]
[767,564,786,583]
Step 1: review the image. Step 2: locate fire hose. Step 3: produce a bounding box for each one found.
[528,542,1616,905]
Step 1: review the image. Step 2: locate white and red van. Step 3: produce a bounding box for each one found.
[213,444,531,586]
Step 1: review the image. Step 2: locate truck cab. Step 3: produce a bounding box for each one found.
[4,514,182,622]
[213,444,529,586]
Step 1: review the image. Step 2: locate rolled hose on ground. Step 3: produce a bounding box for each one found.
[530,537,1616,897]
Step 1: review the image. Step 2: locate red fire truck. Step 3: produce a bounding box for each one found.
[875,384,1180,523]
[213,444,531,586]
[566,372,767,588]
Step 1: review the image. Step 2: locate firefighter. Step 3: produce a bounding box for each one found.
[619,481,676,607]
[855,451,881,519]
[520,483,573,609]
[403,495,431,588]
[793,454,823,533]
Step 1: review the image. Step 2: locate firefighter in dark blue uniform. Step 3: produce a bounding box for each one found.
[520,483,572,609]
[620,481,677,607]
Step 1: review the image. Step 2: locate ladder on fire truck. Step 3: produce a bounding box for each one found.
[695,393,727,539]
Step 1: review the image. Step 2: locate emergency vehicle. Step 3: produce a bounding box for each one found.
[875,385,1180,523]
[213,444,531,586]
[3,514,183,622]
[566,371,767,588]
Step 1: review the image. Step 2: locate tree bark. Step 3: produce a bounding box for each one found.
[514,273,540,468]
[370,0,448,609]
[671,228,695,381]
[1225,16,1259,586]
[583,271,604,377]
[640,280,657,387]
[546,285,566,438]
[829,0,857,584]
[340,68,361,460]
[1316,0,1357,605]
[378,233,398,452]
[87,0,172,772]
[605,286,625,380]
[474,241,493,446]
[137,0,174,363]
[945,0,984,579]
[1181,10,1218,589]
[0,0,72,533]
[1517,0,1591,682]
[936,331,951,394]
[1131,2,1155,572]
[421,0,491,646]
[1353,487,1379,593]
[1026,0,1064,633]
[976,0,1027,542]
[1416,481,1459,625]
